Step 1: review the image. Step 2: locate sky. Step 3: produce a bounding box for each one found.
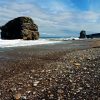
[0,0,100,37]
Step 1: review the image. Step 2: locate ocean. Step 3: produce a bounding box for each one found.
[0,37,79,48]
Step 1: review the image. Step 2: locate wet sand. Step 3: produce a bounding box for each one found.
[0,39,100,100]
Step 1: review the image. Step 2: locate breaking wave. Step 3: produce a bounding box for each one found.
[0,37,79,48]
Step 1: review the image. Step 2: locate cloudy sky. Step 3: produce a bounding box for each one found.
[0,0,100,37]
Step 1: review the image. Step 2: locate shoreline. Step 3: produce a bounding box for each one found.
[0,39,100,99]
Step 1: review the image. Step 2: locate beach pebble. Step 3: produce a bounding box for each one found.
[31,69,35,73]
[86,83,90,88]
[86,57,91,60]
[33,91,36,95]
[18,82,23,85]
[21,96,27,100]
[13,93,21,100]
[26,90,31,94]
[33,81,40,86]
[57,89,64,94]
[83,67,87,70]
[49,94,54,99]
[10,87,16,92]
[74,63,81,66]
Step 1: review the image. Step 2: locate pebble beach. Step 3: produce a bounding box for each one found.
[0,39,100,100]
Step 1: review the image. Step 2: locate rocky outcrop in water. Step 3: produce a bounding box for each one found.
[79,30,87,38]
[0,17,39,40]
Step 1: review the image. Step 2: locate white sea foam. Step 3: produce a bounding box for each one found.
[0,39,61,48]
[0,37,80,48]
[48,37,79,41]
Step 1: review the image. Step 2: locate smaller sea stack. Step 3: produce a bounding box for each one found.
[79,30,86,38]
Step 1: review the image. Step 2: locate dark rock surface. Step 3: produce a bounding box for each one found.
[87,33,100,38]
[0,16,39,40]
[79,30,100,39]
[79,30,87,38]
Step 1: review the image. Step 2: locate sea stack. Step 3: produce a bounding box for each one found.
[79,30,86,38]
[0,16,39,40]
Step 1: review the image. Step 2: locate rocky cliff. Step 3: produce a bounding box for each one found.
[0,17,39,40]
[79,30,100,39]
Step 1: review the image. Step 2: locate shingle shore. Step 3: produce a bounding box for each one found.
[0,39,100,100]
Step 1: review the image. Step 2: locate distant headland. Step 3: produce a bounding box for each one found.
[79,30,100,39]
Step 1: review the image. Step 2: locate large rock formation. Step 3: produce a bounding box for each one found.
[0,17,39,40]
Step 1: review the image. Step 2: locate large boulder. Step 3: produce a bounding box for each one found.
[0,17,39,40]
[79,30,86,38]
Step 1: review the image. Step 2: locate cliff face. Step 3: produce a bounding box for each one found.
[86,33,100,38]
[0,17,39,40]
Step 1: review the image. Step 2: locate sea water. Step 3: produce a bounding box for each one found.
[0,37,79,48]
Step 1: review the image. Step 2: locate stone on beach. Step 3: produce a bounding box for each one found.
[13,93,21,100]
[74,63,81,66]
[33,81,40,86]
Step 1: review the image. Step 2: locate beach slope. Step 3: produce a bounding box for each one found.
[0,39,100,100]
